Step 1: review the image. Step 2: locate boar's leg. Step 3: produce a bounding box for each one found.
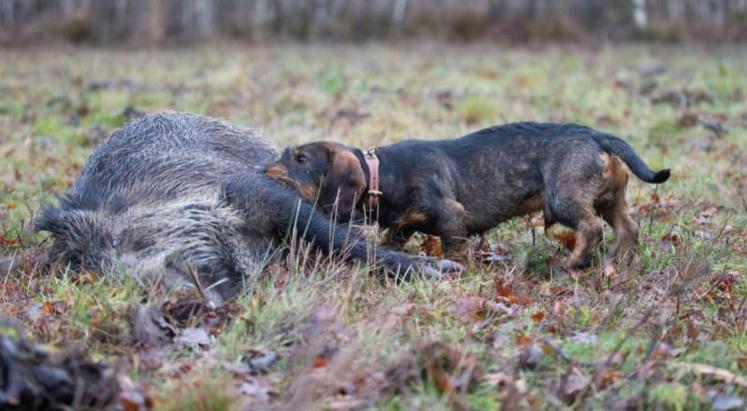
[223,173,454,281]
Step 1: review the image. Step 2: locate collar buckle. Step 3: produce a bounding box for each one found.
[364,147,381,211]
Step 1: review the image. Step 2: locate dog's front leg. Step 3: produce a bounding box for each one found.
[432,199,471,264]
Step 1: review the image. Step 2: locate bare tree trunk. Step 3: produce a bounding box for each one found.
[194,0,214,37]
[1,0,15,27]
[392,0,408,26]
[633,0,647,29]
[667,0,683,19]
[147,0,164,44]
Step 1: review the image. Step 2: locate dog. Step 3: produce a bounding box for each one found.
[35,113,458,304]
[265,122,670,268]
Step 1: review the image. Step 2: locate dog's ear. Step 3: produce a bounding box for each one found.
[320,145,366,221]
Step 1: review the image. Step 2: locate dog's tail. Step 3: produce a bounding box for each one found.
[591,133,670,184]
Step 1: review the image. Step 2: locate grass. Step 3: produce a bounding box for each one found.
[1,42,745,410]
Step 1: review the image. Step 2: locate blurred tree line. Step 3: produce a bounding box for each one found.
[1,0,746,45]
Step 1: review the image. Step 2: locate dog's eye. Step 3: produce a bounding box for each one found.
[295,154,307,163]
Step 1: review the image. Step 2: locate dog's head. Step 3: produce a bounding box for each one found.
[265,142,366,222]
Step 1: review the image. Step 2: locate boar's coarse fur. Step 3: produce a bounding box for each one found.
[35,112,426,303]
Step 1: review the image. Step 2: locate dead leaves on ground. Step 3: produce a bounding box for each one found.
[421,234,443,257]
[651,88,715,108]
[409,341,480,395]
[449,275,536,325]
[445,260,746,407]
[131,288,244,351]
[0,319,140,411]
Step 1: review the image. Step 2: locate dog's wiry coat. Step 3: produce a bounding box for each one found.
[36,113,435,303]
[266,122,670,268]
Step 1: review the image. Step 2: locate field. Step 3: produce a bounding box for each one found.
[1,43,746,410]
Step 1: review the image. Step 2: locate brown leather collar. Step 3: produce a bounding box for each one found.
[364,147,382,210]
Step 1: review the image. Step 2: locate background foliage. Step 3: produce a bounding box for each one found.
[2,0,747,45]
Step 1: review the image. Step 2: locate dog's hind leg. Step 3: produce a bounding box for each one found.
[561,207,603,269]
[596,157,639,265]
[544,146,611,269]
[548,187,604,269]
[600,203,639,265]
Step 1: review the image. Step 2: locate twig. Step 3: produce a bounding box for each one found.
[523,215,536,246]
[695,266,727,300]
[713,212,734,241]
[669,362,747,388]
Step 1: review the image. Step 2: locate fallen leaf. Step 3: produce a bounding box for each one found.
[494,277,513,298]
[433,370,455,393]
[75,272,96,284]
[223,362,251,378]
[659,232,680,251]
[239,376,277,403]
[416,341,478,394]
[505,293,532,306]
[686,319,699,340]
[450,296,486,323]
[602,262,617,282]
[421,235,443,257]
[483,371,511,387]
[695,206,719,225]
[42,301,67,315]
[131,305,176,348]
[549,226,576,251]
[736,355,747,370]
[652,343,686,358]
[494,277,531,306]
[515,334,531,346]
[312,356,329,368]
[563,373,590,396]
[381,303,416,332]
[552,301,566,317]
[595,370,621,388]
[248,350,279,374]
[677,112,699,128]
[118,375,153,411]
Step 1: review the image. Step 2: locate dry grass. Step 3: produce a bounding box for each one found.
[0,43,745,410]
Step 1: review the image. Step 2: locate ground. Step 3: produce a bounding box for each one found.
[0,43,745,410]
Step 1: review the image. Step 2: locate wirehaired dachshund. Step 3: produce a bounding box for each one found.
[265,122,670,268]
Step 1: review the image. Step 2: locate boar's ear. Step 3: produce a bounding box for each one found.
[319,145,366,222]
[35,206,77,235]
